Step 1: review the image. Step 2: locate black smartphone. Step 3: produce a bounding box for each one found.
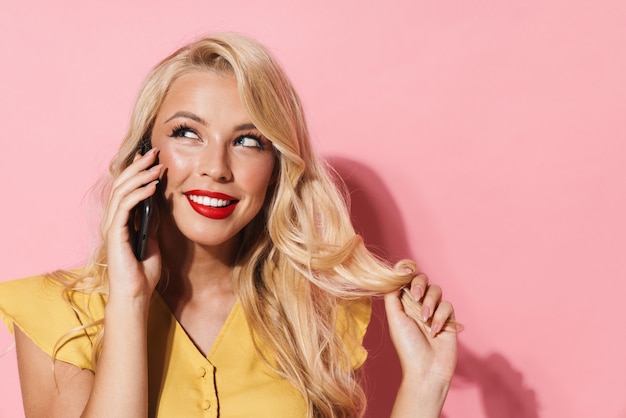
[129,139,155,261]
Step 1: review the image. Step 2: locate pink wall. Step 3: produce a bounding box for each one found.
[1,1,625,417]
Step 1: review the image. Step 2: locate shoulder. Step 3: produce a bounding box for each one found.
[336,297,372,369]
[0,270,105,371]
[0,274,65,334]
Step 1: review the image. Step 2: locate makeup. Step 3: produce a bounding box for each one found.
[184,190,238,219]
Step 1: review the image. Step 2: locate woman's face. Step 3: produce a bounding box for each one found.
[150,70,276,250]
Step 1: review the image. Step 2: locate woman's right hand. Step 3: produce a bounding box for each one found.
[101,148,163,300]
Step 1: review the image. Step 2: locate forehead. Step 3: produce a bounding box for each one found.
[156,71,248,123]
[164,71,239,104]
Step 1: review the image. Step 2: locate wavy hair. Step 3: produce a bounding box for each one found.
[51,33,417,418]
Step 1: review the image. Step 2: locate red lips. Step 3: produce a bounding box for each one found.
[184,190,238,219]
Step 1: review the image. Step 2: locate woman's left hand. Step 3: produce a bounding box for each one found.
[384,272,458,386]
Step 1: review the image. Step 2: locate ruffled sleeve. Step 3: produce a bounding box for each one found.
[336,297,372,369]
[0,274,105,371]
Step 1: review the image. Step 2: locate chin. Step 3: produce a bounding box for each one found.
[179,224,242,249]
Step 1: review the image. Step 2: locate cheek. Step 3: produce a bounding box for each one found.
[157,148,193,190]
[244,158,276,197]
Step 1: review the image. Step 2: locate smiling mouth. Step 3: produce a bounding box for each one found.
[184,192,239,219]
[187,194,236,208]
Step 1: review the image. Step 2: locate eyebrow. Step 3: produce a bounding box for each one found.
[234,123,257,131]
[165,111,207,125]
[164,112,258,132]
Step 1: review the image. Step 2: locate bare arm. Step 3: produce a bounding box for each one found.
[385,275,459,418]
[82,148,162,417]
[391,375,450,418]
[16,327,93,417]
[15,150,162,417]
[80,297,152,417]
[15,298,152,418]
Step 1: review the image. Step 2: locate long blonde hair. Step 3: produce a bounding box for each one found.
[52,33,416,418]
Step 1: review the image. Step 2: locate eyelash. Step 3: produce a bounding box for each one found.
[168,124,267,150]
[168,124,198,139]
[235,132,267,150]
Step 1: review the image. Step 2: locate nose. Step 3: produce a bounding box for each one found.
[200,142,233,182]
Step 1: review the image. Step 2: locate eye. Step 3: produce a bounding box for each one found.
[169,124,200,140]
[235,133,266,150]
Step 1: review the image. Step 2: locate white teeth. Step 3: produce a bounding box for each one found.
[188,195,232,208]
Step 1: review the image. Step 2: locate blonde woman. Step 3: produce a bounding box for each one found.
[0,33,458,417]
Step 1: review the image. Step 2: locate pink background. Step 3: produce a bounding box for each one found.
[1,1,625,417]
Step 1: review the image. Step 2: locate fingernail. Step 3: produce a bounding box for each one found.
[431,322,441,337]
[421,306,430,322]
[412,286,423,301]
[148,163,163,172]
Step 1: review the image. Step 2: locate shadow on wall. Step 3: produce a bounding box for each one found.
[327,157,540,418]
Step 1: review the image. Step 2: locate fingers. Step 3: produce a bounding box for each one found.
[408,272,428,300]
[406,272,458,337]
[113,148,159,189]
[109,177,159,235]
[407,272,440,323]
[101,149,161,236]
[420,284,442,323]
[383,289,403,320]
[429,300,455,337]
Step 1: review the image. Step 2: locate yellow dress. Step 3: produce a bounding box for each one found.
[0,274,371,417]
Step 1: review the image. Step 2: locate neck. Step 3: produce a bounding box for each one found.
[157,219,239,299]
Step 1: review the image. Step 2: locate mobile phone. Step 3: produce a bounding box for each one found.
[129,139,155,261]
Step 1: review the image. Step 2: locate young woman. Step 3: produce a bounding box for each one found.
[0,33,458,417]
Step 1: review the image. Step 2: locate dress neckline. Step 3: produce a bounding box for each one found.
[151,291,240,361]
